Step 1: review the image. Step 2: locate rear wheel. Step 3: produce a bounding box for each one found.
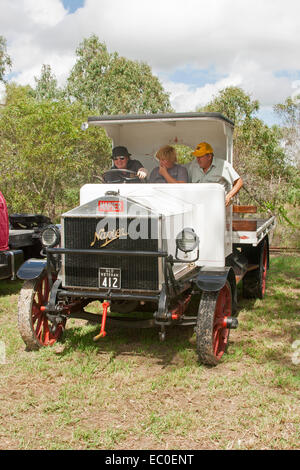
[243,239,268,299]
[18,274,66,350]
[196,281,232,366]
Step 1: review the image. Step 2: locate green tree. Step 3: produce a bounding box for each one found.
[66,35,172,114]
[201,86,259,124]
[32,64,63,101]
[274,94,300,169]
[0,36,12,82]
[197,86,289,210]
[0,83,111,220]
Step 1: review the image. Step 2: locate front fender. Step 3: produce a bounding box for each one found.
[193,267,233,292]
[192,267,237,315]
[17,258,47,281]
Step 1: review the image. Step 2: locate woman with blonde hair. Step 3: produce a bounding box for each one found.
[149,145,188,183]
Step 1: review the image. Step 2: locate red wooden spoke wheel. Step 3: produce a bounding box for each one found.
[212,283,232,360]
[196,281,232,366]
[18,274,66,350]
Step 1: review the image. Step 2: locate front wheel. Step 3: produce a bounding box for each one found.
[18,274,66,350]
[196,281,232,366]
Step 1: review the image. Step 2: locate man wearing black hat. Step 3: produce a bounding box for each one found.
[111,146,148,180]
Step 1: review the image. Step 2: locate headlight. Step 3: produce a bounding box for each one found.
[176,228,199,253]
[41,225,61,248]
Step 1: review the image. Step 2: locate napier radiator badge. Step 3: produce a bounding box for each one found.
[90,227,128,248]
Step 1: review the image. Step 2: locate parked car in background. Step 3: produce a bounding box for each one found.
[0,191,51,281]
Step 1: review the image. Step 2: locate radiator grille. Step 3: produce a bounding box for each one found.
[63,216,159,290]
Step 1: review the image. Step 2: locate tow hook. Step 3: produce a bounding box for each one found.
[93,301,110,341]
[222,317,239,329]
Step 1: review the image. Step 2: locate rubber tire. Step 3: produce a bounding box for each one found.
[196,281,232,366]
[242,239,268,299]
[18,275,65,350]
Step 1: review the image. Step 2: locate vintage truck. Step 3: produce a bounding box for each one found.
[0,191,50,282]
[16,112,276,365]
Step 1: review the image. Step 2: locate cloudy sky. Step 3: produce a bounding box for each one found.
[1,0,300,124]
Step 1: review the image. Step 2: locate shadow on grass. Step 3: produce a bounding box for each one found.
[0,279,23,296]
[236,255,299,317]
[16,256,300,370]
[59,319,196,368]
[53,255,300,368]
[237,290,298,323]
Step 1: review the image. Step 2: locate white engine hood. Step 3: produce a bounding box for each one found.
[79,183,230,268]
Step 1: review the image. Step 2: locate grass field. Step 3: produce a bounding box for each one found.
[0,255,299,450]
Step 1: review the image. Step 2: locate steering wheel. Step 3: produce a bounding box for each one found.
[102,169,142,183]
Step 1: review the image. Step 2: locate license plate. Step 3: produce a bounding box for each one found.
[99,267,121,289]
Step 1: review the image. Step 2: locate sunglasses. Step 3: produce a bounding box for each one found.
[113,156,127,161]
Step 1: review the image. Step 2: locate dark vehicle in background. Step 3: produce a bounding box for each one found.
[0,191,51,281]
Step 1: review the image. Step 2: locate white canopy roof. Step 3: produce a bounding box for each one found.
[87,112,234,166]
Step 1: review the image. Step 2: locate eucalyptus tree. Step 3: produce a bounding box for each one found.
[0,84,111,220]
[197,87,291,213]
[274,94,300,170]
[32,64,63,101]
[0,36,12,82]
[66,35,172,114]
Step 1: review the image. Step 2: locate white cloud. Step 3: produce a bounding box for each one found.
[163,74,243,112]
[23,0,67,27]
[1,0,299,118]
[14,53,75,88]
[73,0,300,72]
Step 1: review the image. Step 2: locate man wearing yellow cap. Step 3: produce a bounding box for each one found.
[187,142,243,206]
